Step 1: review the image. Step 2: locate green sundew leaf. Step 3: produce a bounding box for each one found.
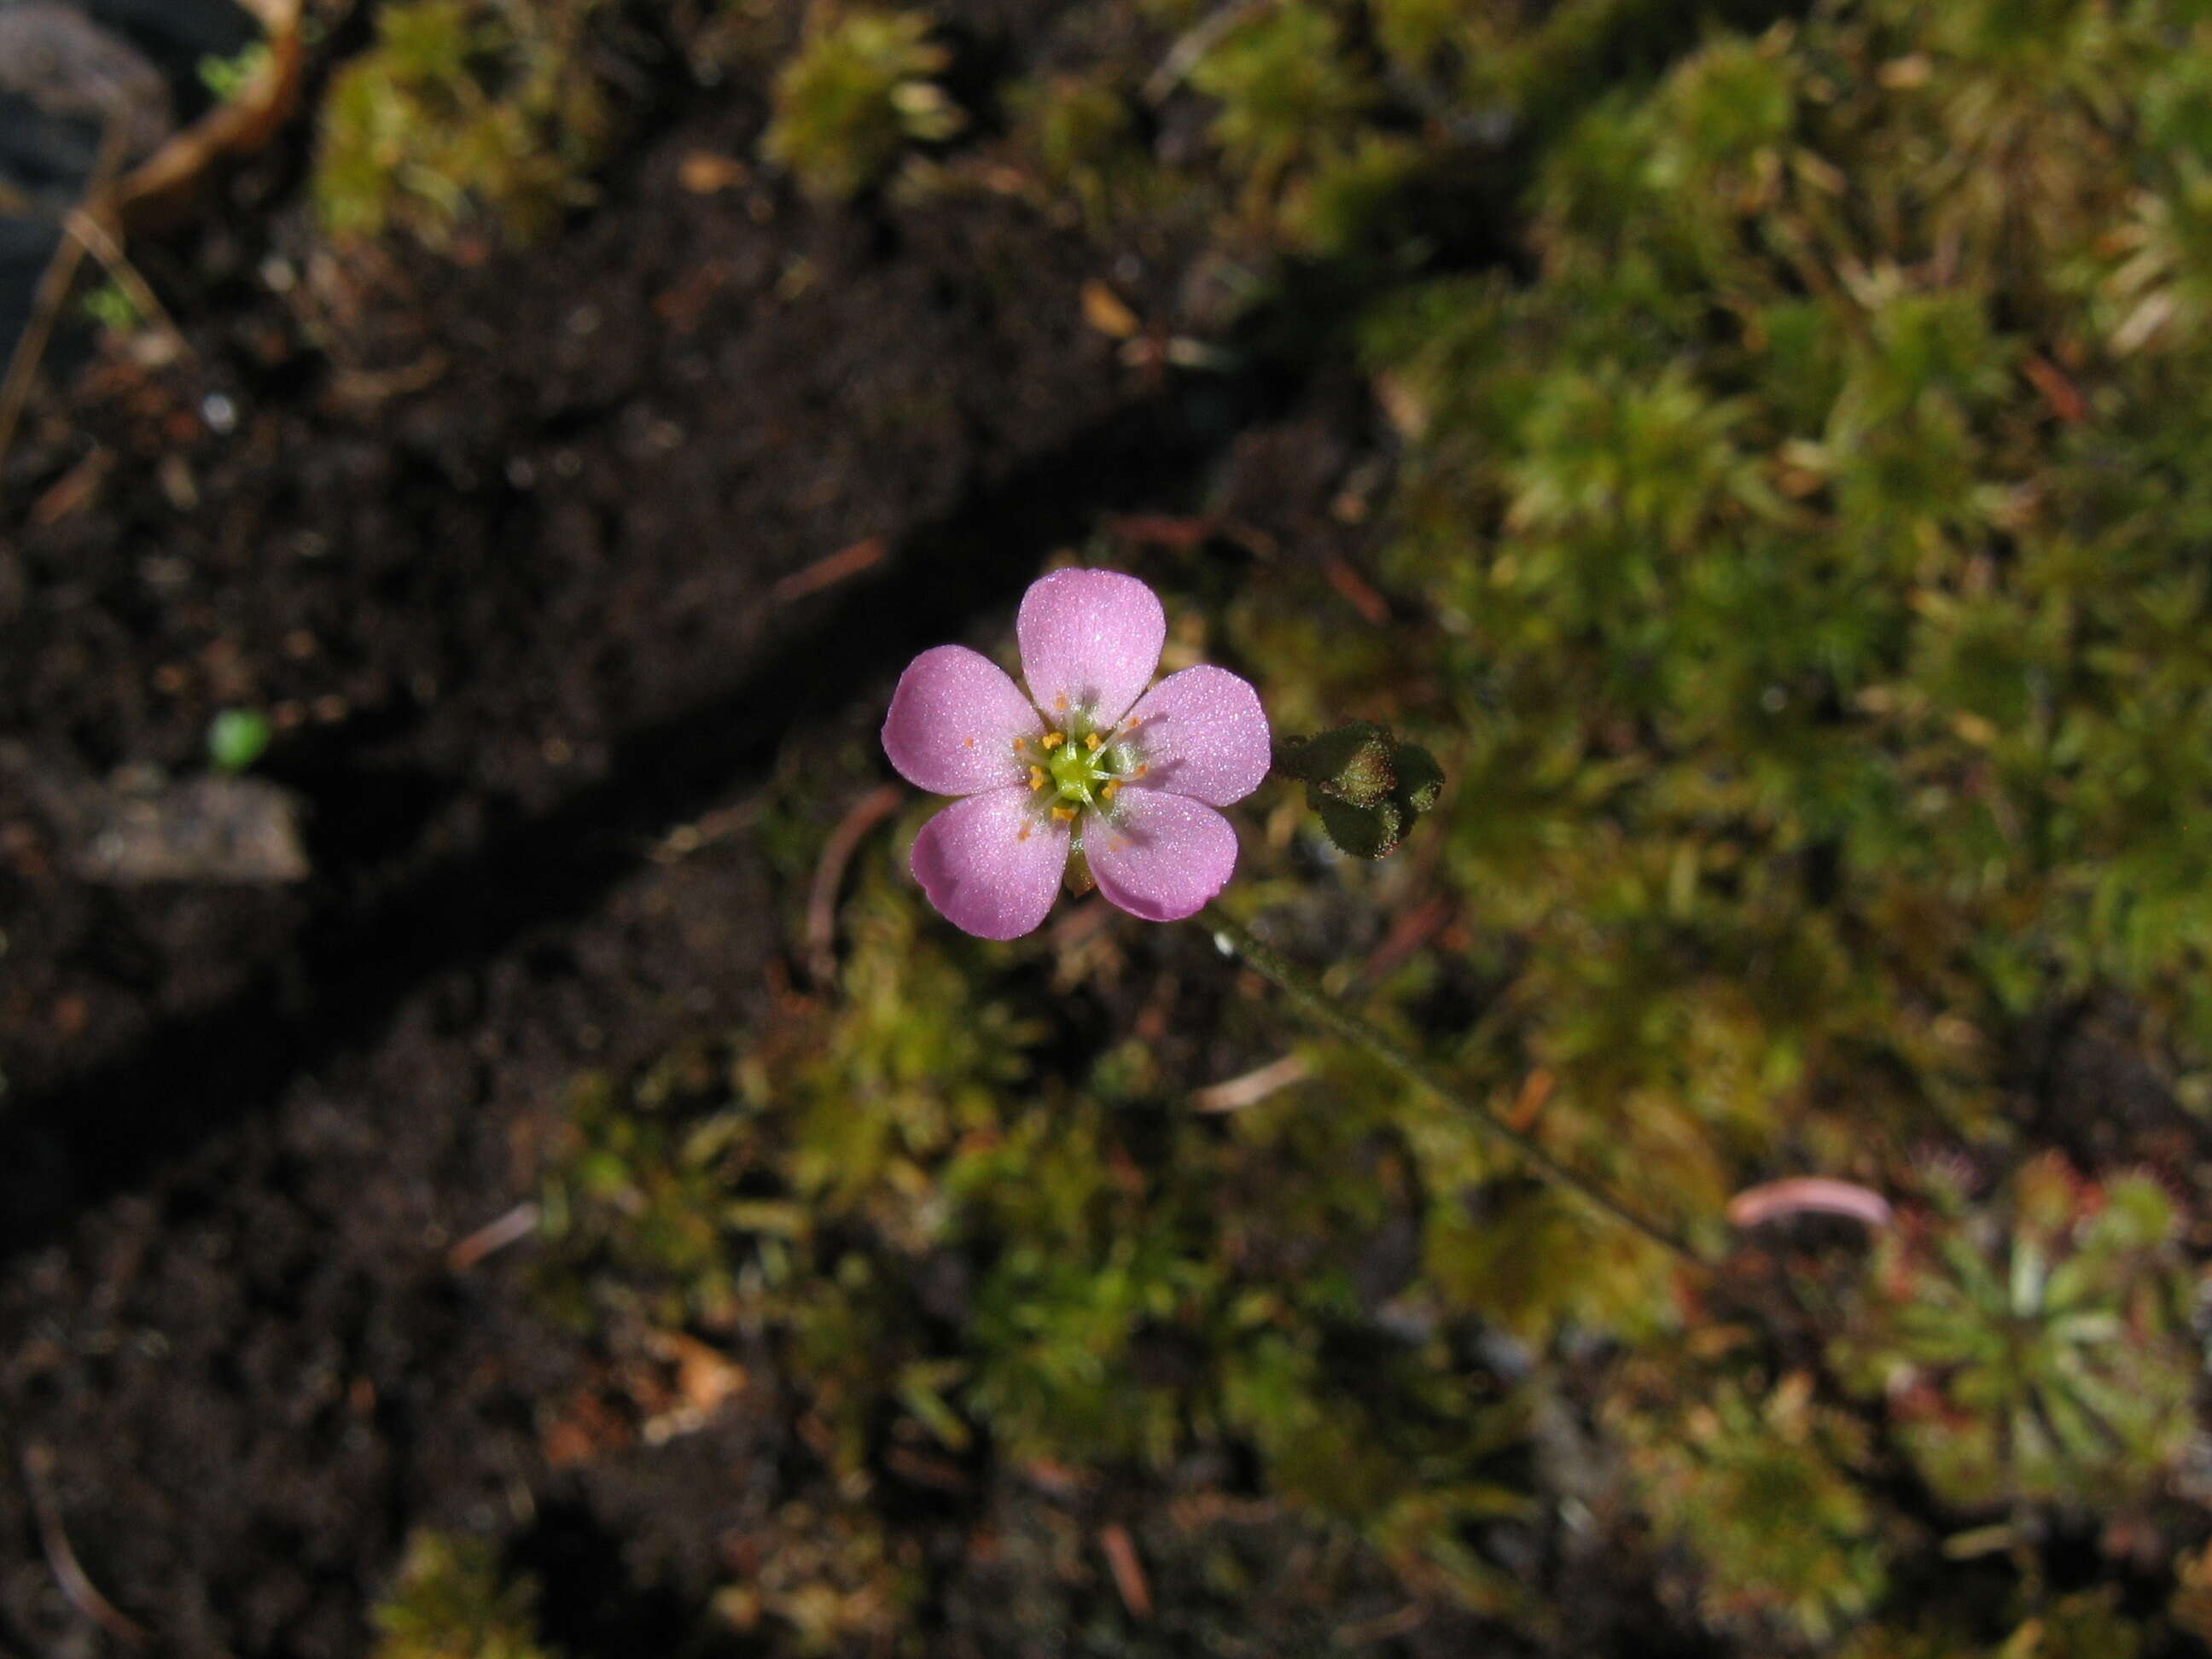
[2040,1253,2102,1314]
[2095,1175,2176,1249]
[2010,1238,2048,1316]
[2046,1309,2122,1344]
[1939,1234,2005,1308]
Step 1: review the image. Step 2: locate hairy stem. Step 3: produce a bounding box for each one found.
[1200,903,1709,1268]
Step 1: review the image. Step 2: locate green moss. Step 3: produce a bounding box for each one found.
[762,7,963,201]
[314,0,611,245]
[1188,2,1371,201]
[536,851,1535,1622]
[1620,1373,1887,1641]
[1225,0,2212,1639]
[370,1533,551,1659]
[516,0,2212,1647]
[713,1499,917,1651]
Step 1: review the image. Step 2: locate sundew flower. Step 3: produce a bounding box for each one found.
[882,568,1270,939]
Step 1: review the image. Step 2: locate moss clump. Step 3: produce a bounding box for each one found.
[315,0,612,245]
[370,1532,552,1659]
[1619,1372,1887,1642]
[762,7,963,201]
[1010,72,1165,226]
[538,861,1537,1630]
[1187,1,1372,202]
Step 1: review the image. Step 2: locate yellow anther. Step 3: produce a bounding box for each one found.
[1085,731,1103,751]
[1051,805,1077,824]
[1011,734,1027,752]
[1100,779,1120,801]
[1041,731,1066,750]
[1029,765,1048,790]
[1053,694,1069,712]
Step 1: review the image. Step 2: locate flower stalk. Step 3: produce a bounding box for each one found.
[1200,903,1710,1269]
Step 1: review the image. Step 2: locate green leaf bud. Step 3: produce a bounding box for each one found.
[1278,721,1446,859]
[1318,795,1407,859]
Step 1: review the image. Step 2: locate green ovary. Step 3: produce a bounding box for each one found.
[1029,723,1144,812]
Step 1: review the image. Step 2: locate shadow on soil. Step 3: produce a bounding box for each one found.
[0,377,1263,1261]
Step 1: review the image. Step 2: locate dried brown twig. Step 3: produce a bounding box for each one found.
[63,208,188,349]
[0,0,304,473]
[446,1201,542,1272]
[769,536,888,606]
[1193,1051,1308,1113]
[0,110,126,469]
[20,1441,149,1650]
[806,783,905,986]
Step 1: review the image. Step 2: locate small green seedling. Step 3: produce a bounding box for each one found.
[207,708,274,774]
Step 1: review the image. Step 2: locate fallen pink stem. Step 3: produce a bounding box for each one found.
[1726,1177,1894,1231]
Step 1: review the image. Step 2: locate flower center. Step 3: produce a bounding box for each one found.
[1020,718,1148,822]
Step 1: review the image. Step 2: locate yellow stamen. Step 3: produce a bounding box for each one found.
[1011,735,1027,752]
[1100,779,1120,801]
[1029,766,1048,790]
[1041,731,1066,750]
[1051,805,1076,824]
[1053,694,1069,713]
[1085,731,1103,751]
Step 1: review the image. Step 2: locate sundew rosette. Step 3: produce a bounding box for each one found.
[882,568,1270,939]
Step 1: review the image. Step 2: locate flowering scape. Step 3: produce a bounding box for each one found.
[882,568,1270,939]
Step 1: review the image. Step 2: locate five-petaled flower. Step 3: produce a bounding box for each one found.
[882,568,1271,939]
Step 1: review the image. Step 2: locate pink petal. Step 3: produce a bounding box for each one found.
[1017,568,1165,731]
[910,786,1070,940]
[1085,787,1239,923]
[883,644,1045,796]
[1120,665,1271,807]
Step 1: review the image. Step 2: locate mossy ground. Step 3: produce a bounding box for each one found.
[503,0,2212,1650]
[7,0,2212,1654]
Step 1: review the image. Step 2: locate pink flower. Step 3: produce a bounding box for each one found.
[882,568,1271,939]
